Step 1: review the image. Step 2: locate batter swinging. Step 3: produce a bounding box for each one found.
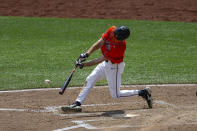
[61,26,152,112]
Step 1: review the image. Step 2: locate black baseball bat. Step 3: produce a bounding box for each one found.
[59,66,77,95]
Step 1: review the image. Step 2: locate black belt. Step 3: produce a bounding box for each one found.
[105,60,115,64]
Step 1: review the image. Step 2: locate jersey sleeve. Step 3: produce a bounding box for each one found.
[102,26,116,41]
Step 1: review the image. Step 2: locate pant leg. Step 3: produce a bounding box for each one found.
[105,61,139,99]
[76,61,106,104]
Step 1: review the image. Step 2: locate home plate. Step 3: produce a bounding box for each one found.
[125,113,139,117]
[112,113,139,118]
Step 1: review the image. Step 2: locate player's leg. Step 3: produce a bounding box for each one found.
[105,62,139,98]
[61,61,106,112]
[75,62,105,104]
[105,61,152,108]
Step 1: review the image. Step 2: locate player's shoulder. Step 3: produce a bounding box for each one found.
[108,26,116,32]
[102,26,117,40]
[104,26,116,36]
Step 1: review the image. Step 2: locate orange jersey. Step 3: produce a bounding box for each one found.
[101,26,126,64]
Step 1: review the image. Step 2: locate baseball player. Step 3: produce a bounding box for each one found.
[61,26,152,112]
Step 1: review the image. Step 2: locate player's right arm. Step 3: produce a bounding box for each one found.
[87,38,104,56]
[79,26,114,61]
[78,38,104,62]
[87,26,114,56]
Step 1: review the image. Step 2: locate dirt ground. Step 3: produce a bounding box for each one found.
[0,0,197,22]
[1,0,197,131]
[0,85,197,131]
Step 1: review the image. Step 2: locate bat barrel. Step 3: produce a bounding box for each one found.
[59,66,77,95]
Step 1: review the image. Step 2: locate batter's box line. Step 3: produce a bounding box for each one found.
[46,102,141,117]
[154,100,179,109]
[51,101,169,117]
[53,118,197,131]
[0,100,176,116]
[44,101,141,111]
[45,100,169,112]
[0,101,141,117]
[149,100,197,110]
[53,119,150,131]
[0,108,51,113]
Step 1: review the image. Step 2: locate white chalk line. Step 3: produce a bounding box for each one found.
[0,108,51,113]
[0,88,60,93]
[0,102,132,113]
[154,100,179,109]
[1,100,195,120]
[154,100,197,109]
[54,118,197,131]
[53,119,103,131]
[0,101,140,116]
[1,100,196,131]
[0,100,177,113]
[0,84,196,93]
[0,100,175,117]
[0,108,26,112]
[53,119,148,131]
[56,108,168,117]
[1,84,196,131]
[52,99,193,131]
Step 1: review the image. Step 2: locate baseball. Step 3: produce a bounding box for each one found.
[45,79,51,84]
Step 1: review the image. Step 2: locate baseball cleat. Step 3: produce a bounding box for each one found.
[139,87,153,109]
[61,104,82,112]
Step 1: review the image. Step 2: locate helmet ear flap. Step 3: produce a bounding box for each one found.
[114,26,130,40]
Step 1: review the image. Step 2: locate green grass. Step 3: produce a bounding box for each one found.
[0,16,197,90]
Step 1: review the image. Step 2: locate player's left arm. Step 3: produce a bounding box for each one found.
[83,56,106,67]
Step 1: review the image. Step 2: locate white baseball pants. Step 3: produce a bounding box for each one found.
[76,61,139,104]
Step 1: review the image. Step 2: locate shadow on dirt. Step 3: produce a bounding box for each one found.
[101,110,125,117]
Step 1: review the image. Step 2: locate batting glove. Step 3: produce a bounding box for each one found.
[75,60,84,69]
[79,53,89,62]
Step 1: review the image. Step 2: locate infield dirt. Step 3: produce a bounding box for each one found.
[0,85,197,131]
